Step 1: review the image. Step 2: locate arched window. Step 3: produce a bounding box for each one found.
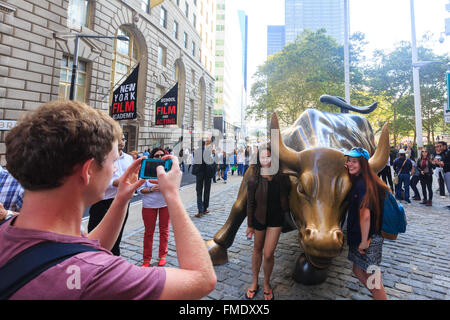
[110,26,140,151]
[110,27,139,89]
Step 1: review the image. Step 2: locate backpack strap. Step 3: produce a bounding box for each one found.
[0,241,99,300]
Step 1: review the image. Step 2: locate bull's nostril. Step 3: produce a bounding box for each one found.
[305,228,312,237]
[333,230,343,242]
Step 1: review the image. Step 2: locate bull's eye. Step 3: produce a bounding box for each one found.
[297,182,306,196]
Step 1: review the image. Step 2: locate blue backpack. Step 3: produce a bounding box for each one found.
[381,192,407,240]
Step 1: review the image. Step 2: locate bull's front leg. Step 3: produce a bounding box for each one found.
[206,185,247,265]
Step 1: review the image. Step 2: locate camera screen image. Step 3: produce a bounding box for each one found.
[139,159,172,179]
[140,159,164,179]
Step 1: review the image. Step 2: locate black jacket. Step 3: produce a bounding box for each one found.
[192,144,215,178]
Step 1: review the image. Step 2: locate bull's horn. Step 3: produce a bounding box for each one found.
[270,112,300,173]
[369,123,390,173]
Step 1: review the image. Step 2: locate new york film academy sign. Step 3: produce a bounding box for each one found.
[110,64,139,120]
[155,83,178,125]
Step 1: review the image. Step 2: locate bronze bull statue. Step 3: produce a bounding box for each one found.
[206,96,390,285]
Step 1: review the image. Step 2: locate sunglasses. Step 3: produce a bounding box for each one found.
[351,147,365,153]
[153,154,164,158]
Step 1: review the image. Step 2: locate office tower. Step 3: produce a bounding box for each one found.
[267,25,286,56]
[285,0,345,44]
[214,0,247,144]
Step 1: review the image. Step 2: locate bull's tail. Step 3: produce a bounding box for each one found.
[320,95,377,114]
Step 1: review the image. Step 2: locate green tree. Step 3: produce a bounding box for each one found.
[248,29,346,127]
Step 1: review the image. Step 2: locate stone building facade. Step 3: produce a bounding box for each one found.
[0,0,215,161]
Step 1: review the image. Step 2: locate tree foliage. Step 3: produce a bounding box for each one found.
[248,30,450,142]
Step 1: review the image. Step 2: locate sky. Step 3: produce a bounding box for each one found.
[232,0,449,128]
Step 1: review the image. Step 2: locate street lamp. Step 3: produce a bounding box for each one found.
[343,0,350,109]
[69,34,129,100]
[410,0,424,148]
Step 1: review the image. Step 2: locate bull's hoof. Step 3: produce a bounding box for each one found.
[293,253,328,285]
[205,240,228,265]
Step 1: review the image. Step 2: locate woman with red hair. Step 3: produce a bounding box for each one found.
[344,147,390,300]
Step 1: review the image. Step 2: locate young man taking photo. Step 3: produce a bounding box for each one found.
[0,100,216,300]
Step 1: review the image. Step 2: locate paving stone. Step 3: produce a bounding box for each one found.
[395,283,413,293]
[119,179,450,300]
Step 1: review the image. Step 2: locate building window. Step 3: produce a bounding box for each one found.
[111,27,139,89]
[194,0,197,6]
[141,0,150,13]
[68,0,90,28]
[59,55,87,102]
[173,20,179,39]
[192,42,196,56]
[160,7,167,28]
[193,13,196,28]
[176,0,180,5]
[185,2,189,18]
[184,32,188,49]
[173,63,179,81]
[216,25,225,32]
[191,69,195,84]
[158,45,167,67]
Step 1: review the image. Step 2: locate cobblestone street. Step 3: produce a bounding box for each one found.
[120,180,450,300]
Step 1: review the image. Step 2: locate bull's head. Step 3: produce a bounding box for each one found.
[270,113,389,268]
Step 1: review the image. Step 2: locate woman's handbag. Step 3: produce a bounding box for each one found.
[393,173,399,185]
[393,160,407,185]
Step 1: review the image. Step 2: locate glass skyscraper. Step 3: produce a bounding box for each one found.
[285,0,345,44]
[267,25,286,56]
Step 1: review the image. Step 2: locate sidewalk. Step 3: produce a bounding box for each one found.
[118,175,450,300]
[81,173,244,236]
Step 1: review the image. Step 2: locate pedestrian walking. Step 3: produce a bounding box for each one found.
[344,147,389,300]
[192,139,215,217]
[393,149,412,203]
[418,149,433,206]
[179,148,185,172]
[410,158,421,201]
[435,142,450,209]
[378,156,394,192]
[220,151,228,183]
[0,154,24,221]
[432,143,446,197]
[244,146,251,175]
[138,148,170,267]
[245,144,290,301]
[230,150,237,176]
[212,148,218,183]
[237,149,245,176]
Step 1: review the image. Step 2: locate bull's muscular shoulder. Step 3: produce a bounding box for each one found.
[282,109,375,153]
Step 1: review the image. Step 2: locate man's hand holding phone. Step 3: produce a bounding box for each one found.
[150,155,182,198]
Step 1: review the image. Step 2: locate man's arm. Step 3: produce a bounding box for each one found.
[155,156,216,300]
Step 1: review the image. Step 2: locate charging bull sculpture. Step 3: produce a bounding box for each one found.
[206,95,390,285]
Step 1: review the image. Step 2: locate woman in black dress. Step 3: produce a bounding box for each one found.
[245,145,289,300]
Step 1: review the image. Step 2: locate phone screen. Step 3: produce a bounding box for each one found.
[139,159,173,179]
[140,159,164,179]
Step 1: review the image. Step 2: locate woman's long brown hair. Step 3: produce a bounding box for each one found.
[355,157,391,231]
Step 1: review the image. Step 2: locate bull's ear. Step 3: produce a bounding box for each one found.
[369,123,390,173]
[270,112,301,172]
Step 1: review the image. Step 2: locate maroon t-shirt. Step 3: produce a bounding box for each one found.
[0,217,166,300]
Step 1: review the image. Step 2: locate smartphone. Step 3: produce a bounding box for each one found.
[139,159,173,179]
